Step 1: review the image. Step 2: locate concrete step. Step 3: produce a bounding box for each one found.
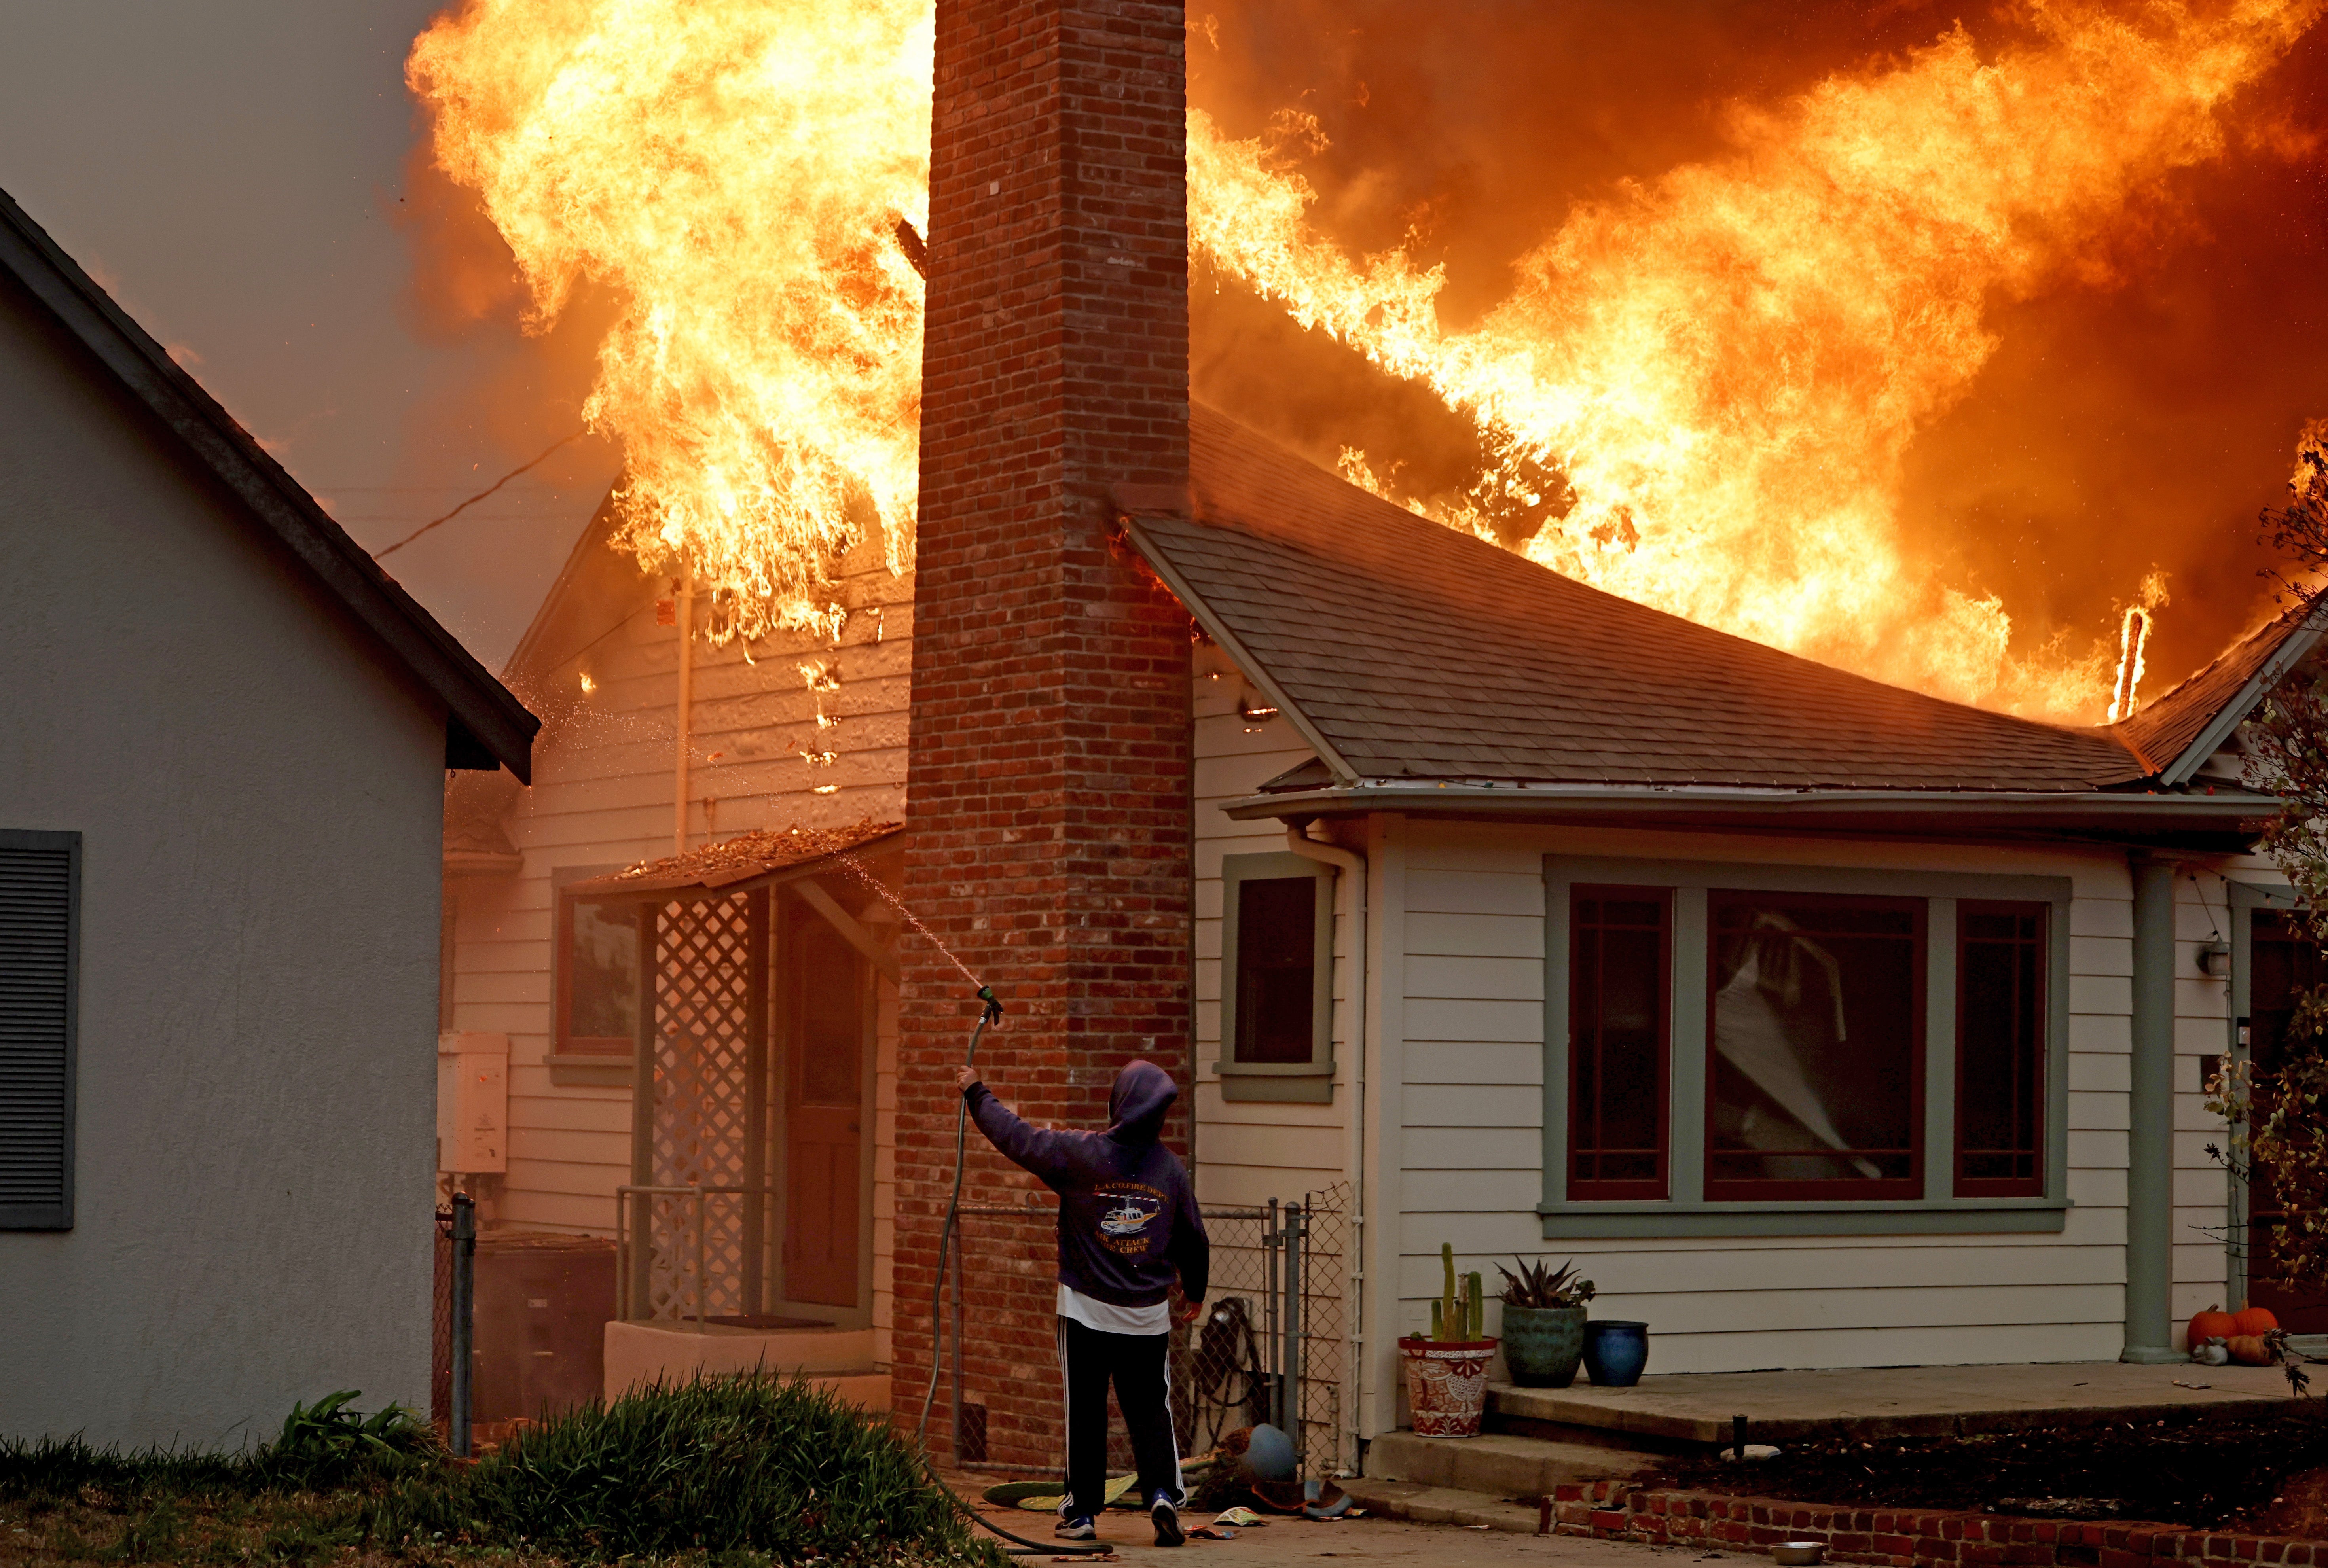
[605,1320,882,1400]
[1338,1478,1545,1534]
[812,1371,891,1411]
[1362,1430,1661,1499]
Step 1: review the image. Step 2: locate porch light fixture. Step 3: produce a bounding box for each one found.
[2196,939,2231,978]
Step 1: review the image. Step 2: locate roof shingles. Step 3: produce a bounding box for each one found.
[1136,407,2235,795]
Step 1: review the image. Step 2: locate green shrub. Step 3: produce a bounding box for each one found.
[0,1391,436,1508]
[372,1372,1001,1565]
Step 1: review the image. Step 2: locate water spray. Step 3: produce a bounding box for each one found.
[912,983,1111,1557]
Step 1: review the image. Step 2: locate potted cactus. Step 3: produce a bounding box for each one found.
[1397,1244,1498,1437]
[1496,1257,1595,1388]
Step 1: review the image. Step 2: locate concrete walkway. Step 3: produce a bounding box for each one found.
[1495,1359,2297,1445]
[954,1502,1695,1566]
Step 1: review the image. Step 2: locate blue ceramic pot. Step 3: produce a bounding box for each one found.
[1581,1320,1649,1387]
[1499,1305,1587,1388]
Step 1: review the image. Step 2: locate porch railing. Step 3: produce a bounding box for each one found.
[614,1182,781,1325]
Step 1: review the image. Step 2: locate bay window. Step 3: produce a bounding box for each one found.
[1543,858,2070,1237]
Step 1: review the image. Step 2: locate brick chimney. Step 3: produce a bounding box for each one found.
[895,0,1193,1464]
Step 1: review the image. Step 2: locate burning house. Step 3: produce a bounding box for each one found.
[423,0,2328,1477]
[0,189,536,1447]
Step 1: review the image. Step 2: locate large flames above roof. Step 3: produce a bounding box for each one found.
[409,0,2322,720]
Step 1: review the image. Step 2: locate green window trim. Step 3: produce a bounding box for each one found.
[1219,851,1337,1103]
[1541,856,2073,1240]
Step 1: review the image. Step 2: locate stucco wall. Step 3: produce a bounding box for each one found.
[0,278,447,1449]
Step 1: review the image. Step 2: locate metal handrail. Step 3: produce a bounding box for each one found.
[614,1183,782,1327]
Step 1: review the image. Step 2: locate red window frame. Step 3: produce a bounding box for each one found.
[1954,900,2047,1198]
[1703,890,1926,1202]
[1568,885,1672,1201]
[556,889,641,1057]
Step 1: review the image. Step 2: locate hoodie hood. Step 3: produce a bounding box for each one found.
[1107,1060,1178,1143]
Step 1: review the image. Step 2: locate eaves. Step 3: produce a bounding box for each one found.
[1222,782,2273,848]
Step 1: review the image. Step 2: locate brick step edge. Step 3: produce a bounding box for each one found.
[1553,1481,2323,1568]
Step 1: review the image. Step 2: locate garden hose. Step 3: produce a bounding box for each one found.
[914,985,1112,1558]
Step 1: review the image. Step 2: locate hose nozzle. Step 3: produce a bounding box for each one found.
[976,984,1003,1025]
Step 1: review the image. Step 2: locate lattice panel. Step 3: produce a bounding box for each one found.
[644,892,765,1321]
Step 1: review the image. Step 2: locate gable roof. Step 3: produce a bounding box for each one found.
[1126,406,2278,839]
[0,186,537,782]
[2116,598,2328,783]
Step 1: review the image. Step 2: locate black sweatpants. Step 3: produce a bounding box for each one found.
[1056,1316,1183,1520]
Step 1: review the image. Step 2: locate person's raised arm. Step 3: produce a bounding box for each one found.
[955,1063,1077,1185]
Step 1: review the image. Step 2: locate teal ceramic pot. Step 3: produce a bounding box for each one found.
[1499,1305,1587,1388]
[1581,1320,1650,1387]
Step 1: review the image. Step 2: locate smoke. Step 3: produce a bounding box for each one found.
[1188,0,2328,709]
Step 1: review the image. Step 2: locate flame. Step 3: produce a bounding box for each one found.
[410,0,2318,718]
[1189,0,2322,718]
[2109,570,2173,723]
[407,0,933,646]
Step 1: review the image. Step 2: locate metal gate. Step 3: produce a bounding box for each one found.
[950,1183,1352,1476]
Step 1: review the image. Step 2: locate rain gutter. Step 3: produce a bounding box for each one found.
[1223,782,2271,837]
[1283,823,1366,1453]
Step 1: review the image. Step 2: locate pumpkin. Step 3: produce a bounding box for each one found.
[2226,1333,2278,1366]
[2234,1305,2281,1336]
[2189,1306,2238,1345]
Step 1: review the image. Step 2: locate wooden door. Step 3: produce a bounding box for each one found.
[783,904,864,1307]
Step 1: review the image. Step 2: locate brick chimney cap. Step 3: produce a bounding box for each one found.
[1109,480,1192,520]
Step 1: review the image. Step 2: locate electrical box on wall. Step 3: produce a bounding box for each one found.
[438,1031,509,1173]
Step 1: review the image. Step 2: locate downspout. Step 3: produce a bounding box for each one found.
[1285,823,1365,1468]
[2123,852,2180,1362]
[673,573,695,857]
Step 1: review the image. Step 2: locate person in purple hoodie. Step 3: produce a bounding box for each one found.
[955,1058,1209,1547]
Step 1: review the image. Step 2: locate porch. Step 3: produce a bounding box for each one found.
[1356,1359,2301,1515]
[562,820,908,1407]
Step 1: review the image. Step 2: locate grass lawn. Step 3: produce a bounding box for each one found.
[0,1378,1003,1568]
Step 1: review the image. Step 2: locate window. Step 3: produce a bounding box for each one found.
[1543,857,2070,1237]
[1569,888,1671,1199]
[1238,877,1318,1063]
[557,888,641,1056]
[1706,892,1923,1200]
[1956,902,2046,1197]
[1,830,78,1231]
[1219,852,1335,1101]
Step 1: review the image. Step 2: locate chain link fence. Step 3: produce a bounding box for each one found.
[950,1183,1351,1478]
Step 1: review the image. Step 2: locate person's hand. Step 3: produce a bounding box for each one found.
[955,1064,978,1093]
[1175,1298,1205,1326]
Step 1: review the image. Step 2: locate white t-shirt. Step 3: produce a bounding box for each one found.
[1057,1282,1170,1336]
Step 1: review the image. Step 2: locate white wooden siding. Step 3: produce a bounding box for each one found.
[447,542,913,1355]
[1188,642,1350,1211]
[1390,820,2201,1375]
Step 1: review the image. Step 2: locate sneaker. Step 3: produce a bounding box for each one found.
[1055,1516,1097,1541]
[1152,1497,1184,1548]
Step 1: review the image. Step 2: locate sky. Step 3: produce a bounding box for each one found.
[0,0,618,669]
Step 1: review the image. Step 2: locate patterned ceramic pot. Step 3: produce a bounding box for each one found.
[1500,1305,1587,1388]
[1397,1336,1498,1437]
[1581,1319,1650,1387]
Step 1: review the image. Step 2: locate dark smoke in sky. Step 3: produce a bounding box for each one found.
[1188,0,2328,697]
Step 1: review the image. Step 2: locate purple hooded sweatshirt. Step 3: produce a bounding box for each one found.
[965,1060,1209,1310]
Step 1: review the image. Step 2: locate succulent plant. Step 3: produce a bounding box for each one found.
[1495,1256,1597,1310]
